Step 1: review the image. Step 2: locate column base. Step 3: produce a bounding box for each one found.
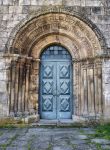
[24,114,40,124]
[72,115,86,122]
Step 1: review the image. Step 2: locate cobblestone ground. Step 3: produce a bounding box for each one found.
[0,127,109,150]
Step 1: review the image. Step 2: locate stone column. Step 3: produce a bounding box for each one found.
[74,62,78,115]
[72,61,79,120]
[24,60,30,115]
[17,58,25,116]
[87,65,95,116]
[7,55,19,117]
[80,61,89,117]
[102,58,110,121]
[28,59,40,122]
[94,59,103,118]
[83,68,88,115]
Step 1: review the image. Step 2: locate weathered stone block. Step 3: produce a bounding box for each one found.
[3,0,13,5]
[9,6,23,14]
[0,0,2,5]
[29,6,40,14]
[3,14,13,21]
[0,6,9,14]
[19,0,31,5]
[0,81,7,92]
[0,60,6,69]
[0,45,5,52]
[22,5,29,14]
[0,71,6,81]
[36,0,62,6]
[92,7,101,14]
[85,0,101,6]
[7,20,20,28]
[0,38,8,46]
[24,114,39,123]
[31,0,38,5]
[0,92,8,104]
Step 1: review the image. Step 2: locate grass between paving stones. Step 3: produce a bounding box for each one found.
[90,142,103,150]
[46,143,52,150]
[95,143,103,150]
[27,134,36,150]
[0,133,19,150]
[27,140,32,150]
[71,144,77,149]
[85,138,102,150]
[0,131,3,136]
[90,123,110,140]
[84,124,110,150]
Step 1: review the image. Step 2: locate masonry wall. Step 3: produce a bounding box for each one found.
[0,0,109,52]
[0,0,110,120]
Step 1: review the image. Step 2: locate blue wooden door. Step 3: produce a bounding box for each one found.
[40,45,72,119]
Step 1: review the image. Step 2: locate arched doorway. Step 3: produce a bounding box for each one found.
[40,45,73,119]
[6,8,105,122]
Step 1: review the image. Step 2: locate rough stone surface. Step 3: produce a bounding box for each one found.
[91,138,110,145]
[0,127,108,150]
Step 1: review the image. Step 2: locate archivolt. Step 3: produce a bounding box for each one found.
[6,6,106,60]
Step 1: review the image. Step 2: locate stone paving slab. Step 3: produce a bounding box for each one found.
[0,127,109,150]
[91,138,110,144]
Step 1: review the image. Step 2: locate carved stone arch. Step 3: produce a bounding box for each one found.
[30,34,81,59]
[8,13,102,59]
[7,7,105,122]
[6,6,106,56]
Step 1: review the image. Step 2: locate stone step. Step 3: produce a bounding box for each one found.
[31,119,83,127]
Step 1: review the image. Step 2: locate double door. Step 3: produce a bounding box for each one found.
[40,60,72,119]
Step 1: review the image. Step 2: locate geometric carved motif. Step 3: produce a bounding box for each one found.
[43,65,53,78]
[60,97,70,112]
[42,97,53,111]
[43,81,53,94]
[60,65,70,78]
[60,81,70,94]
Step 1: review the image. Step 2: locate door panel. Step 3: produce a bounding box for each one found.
[40,62,57,119]
[57,62,72,119]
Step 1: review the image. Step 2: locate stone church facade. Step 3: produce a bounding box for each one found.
[0,0,110,123]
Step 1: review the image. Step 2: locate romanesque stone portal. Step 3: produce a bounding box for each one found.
[0,3,109,123]
[6,8,104,122]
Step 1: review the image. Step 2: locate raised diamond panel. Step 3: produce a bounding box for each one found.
[42,81,53,94]
[60,65,70,78]
[42,96,53,111]
[43,65,53,78]
[60,97,70,112]
[60,81,70,94]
